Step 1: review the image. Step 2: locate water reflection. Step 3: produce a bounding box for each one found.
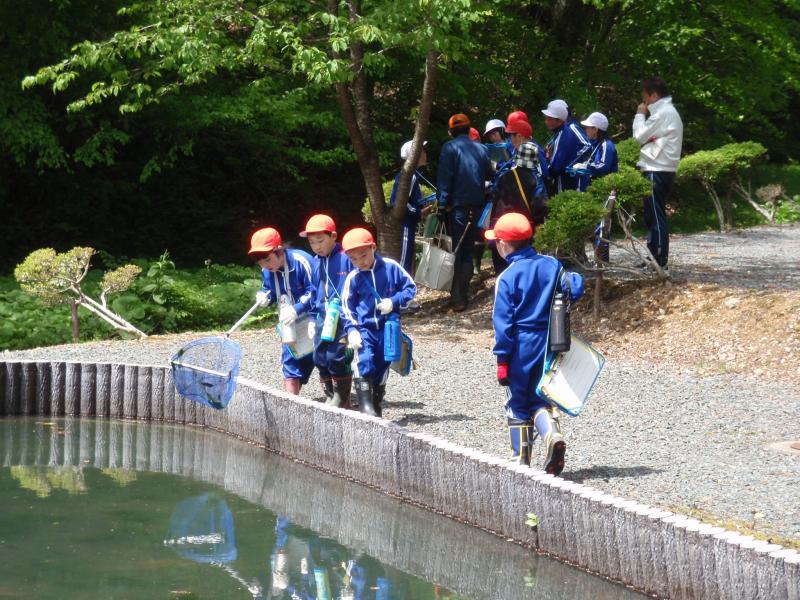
[1,418,646,600]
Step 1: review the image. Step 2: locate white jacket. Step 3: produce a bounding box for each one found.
[632,96,683,172]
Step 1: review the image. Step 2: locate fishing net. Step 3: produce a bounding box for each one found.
[171,336,242,410]
[164,493,237,564]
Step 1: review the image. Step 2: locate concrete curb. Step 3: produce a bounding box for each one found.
[1,359,797,599]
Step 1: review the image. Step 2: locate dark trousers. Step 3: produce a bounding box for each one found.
[448,206,480,305]
[642,171,675,267]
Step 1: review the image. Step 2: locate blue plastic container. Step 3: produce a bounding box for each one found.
[320,297,341,342]
[383,314,402,362]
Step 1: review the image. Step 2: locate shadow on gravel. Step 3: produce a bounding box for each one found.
[393,412,475,426]
[565,465,663,483]
[388,401,427,409]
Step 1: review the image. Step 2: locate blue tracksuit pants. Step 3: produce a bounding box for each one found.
[353,328,391,385]
[505,330,551,421]
[312,316,352,380]
[643,171,675,267]
[281,346,314,383]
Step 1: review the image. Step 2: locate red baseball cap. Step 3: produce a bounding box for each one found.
[506,119,532,138]
[448,113,471,129]
[484,213,533,241]
[342,227,375,252]
[248,227,283,254]
[469,127,481,141]
[300,214,336,237]
[507,110,529,125]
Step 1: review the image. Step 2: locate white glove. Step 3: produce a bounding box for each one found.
[376,298,393,315]
[347,329,362,350]
[279,304,298,325]
[256,290,270,307]
[572,162,588,170]
[307,320,316,339]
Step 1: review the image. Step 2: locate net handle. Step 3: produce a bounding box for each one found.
[226,299,264,337]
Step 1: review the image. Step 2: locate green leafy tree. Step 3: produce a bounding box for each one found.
[14,247,145,340]
[23,0,490,258]
[677,141,767,230]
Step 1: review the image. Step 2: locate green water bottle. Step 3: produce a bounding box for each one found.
[320,297,341,342]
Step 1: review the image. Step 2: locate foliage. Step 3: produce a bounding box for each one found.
[614,138,640,168]
[361,179,434,224]
[678,141,768,230]
[586,165,651,208]
[534,191,607,258]
[525,513,539,528]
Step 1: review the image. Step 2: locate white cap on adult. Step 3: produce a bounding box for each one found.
[483,118,506,135]
[542,99,568,121]
[580,112,609,131]
[400,139,427,160]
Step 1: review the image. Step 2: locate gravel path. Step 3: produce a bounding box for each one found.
[3,223,799,541]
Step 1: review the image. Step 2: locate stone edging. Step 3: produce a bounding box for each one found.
[1,359,797,599]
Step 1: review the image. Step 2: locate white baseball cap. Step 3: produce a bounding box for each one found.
[580,112,609,131]
[541,99,568,121]
[400,139,427,160]
[483,118,506,135]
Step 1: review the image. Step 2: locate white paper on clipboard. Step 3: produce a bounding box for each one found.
[536,335,605,416]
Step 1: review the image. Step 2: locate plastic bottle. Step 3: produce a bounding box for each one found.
[320,297,341,342]
[279,295,296,344]
[549,291,571,352]
[383,313,402,362]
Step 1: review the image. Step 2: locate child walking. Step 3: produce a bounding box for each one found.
[300,214,354,408]
[249,227,315,396]
[485,213,571,474]
[340,228,416,417]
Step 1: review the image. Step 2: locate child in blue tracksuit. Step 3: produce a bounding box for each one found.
[248,227,315,396]
[485,213,582,475]
[542,99,592,194]
[300,214,355,408]
[340,227,416,417]
[576,111,619,191]
[389,140,431,275]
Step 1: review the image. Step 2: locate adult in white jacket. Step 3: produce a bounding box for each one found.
[632,77,683,270]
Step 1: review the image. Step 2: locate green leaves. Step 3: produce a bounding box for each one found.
[534,191,607,258]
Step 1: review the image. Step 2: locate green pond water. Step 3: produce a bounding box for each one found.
[0,418,647,599]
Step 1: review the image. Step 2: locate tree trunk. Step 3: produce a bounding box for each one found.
[69,299,80,342]
[705,183,726,232]
[723,184,734,231]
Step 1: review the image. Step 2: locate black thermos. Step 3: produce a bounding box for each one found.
[549,290,571,352]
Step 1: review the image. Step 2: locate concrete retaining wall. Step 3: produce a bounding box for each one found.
[1,359,797,599]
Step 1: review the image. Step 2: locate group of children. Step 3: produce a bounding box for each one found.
[248,215,416,418]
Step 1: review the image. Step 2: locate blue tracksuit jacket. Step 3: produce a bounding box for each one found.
[310,243,354,378]
[341,254,416,382]
[546,119,592,193]
[436,134,493,208]
[492,246,562,420]
[578,138,619,191]
[389,170,424,272]
[260,248,315,381]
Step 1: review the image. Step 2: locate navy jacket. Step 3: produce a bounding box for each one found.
[546,119,592,192]
[389,170,424,227]
[259,248,315,315]
[436,134,493,208]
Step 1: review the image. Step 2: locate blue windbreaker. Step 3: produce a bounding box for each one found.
[341,254,416,334]
[259,248,315,315]
[436,134,493,208]
[546,119,592,192]
[578,138,619,191]
[389,170,424,227]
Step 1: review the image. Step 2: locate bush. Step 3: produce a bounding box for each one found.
[615,138,640,168]
[586,165,652,208]
[535,191,607,259]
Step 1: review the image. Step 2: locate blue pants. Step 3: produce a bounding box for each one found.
[281,346,314,383]
[504,331,550,421]
[642,171,675,267]
[399,222,416,274]
[353,328,390,385]
[312,316,352,380]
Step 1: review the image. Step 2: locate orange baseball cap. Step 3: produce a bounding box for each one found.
[507,110,529,125]
[484,213,533,241]
[448,113,471,129]
[248,227,283,254]
[506,119,532,138]
[300,214,336,237]
[341,227,375,252]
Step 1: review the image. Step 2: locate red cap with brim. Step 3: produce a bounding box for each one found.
[484,213,533,241]
[300,214,336,237]
[448,113,471,129]
[342,227,375,252]
[249,227,283,254]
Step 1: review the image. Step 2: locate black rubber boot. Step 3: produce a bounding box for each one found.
[355,378,378,417]
[507,417,534,466]
[327,376,352,409]
[320,378,334,403]
[373,384,386,418]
